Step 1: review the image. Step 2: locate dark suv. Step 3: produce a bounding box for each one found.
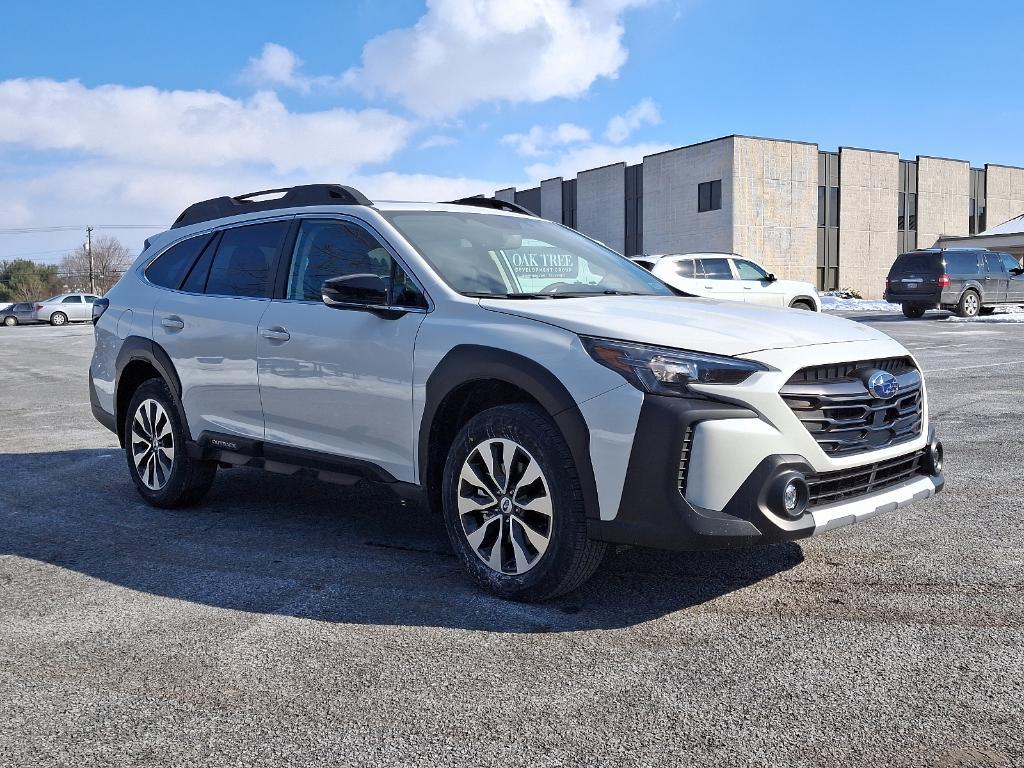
[885,248,1024,318]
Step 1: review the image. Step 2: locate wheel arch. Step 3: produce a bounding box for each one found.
[788,295,818,310]
[419,345,600,520]
[114,336,189,446]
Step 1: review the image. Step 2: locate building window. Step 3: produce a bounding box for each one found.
[816,152,840,291]
[969,167,986,235]
[697,180,722,212]
[897,160,918,253]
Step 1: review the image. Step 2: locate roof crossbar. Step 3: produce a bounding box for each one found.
[446,196,538,217]
[171,184,373,229]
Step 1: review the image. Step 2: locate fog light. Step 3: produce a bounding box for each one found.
[924,438,944,476]
[769,472,809,519]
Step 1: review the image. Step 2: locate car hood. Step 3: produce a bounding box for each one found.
[479,295,889,356]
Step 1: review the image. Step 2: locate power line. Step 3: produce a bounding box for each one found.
[0,224,164,235]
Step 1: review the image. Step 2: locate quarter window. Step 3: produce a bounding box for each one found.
[145,234,213,290]
[673,259,696,278]
[205,222,289,298]
[287,219,426,307]
[698,180,722,212]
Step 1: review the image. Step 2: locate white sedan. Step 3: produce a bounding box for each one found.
[631,252,821,311]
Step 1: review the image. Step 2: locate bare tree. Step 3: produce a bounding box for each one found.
[60,235,133,294]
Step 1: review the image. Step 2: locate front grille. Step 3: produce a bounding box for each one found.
[781,358,923,456]
[677,425,695,495]
[806,449,926,508]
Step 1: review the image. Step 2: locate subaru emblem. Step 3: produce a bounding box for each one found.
[867,370,900,399]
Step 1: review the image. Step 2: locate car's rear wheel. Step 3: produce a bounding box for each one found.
[902,304,927,319]
[955,290,980,318]
[3,316,16,326]
[125,378,216,508]
[49,312,68,326]
[441,404,606,601]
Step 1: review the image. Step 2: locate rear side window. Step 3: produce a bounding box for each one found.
[892,253,941,274]
[944,252,980,274]
[699,258,733,280]
[205,222,289,298]
[62,295,82,304]
[146,234,213,290]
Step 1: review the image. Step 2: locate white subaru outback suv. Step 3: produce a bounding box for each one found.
[89,184,944,601]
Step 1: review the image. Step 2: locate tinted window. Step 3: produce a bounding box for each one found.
[945,252,980,274]
[288,220,390,301]
[181,234,218,294]
[892,253,942,274]
[698,180,722,212]
[632,259,654,271]
[205,222,288,298]
[673,259,696,278]
[62,295,82,304]
[984,253,1004,273]
[699,258,733,280]
[146,234,213,290]
[1000,253,1021,273]
[734,259,769,280]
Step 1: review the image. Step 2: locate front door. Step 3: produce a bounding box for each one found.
[999,253,1024,303]
[732,258,784,307]
[153,220,289,441]
[982,253,1009,303]
[257,217,428,483]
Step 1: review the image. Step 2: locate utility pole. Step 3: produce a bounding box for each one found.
[86,226,94,294]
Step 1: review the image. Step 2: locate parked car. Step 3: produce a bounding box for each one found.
[2,302,43,326]
[631,253,821,311]
[884,248,1024,318]
[33,293,102,325]
[89,184,944,600]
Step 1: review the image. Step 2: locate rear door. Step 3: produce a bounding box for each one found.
[982,252,1009,303]
[153,219,290,441]
[60,294,86,320]
[695,257,745,302]
[256,217,428,481]
[1000,253,1024,303]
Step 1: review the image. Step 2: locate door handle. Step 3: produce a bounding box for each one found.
[704,284,714,289]
[260,327,290,342]
[160,316,184,331]
[743,285,753,290]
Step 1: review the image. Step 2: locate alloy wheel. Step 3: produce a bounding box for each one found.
[130,398,175,490]
[456,438,554,575]
[965,293,979,316]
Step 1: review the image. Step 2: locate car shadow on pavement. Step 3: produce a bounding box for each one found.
[1,448,804,633]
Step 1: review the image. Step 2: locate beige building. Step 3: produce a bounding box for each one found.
[497,135,1024,299]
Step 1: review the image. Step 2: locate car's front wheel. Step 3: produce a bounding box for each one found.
[124,378,216,508]
[441,404,606,601]
[49,312,67,326]
[790,299,816,311]
[902,303,927,319]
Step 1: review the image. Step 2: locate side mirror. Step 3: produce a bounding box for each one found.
[1012,267,1024,276]
[322,273,388,308]
[766,273,777,283]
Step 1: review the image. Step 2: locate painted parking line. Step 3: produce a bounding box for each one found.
[923,358,1024,372]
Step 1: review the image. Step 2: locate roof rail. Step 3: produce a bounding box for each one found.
[445,196,538,217]
[171,184,373,229]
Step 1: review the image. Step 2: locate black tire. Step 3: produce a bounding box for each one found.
[978,307,996,316]
[2,316,16,326]
[441,404,606,601]
[902,304,927,319]
[790,300,816,311]
[49,312,68,326]
[955,290,981,318]
[124,378,216,508]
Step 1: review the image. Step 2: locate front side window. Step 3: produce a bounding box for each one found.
[205,221,289,298]
[733,259,769,281]
[287,219,426,307]
[382,211,672,298]
[698,258,733,280]
[698,180,722,212]
[1000,253,1022,273]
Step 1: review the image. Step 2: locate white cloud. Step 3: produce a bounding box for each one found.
[501,123,591,157]
[523,140,672,180]
[605,98,661,143]
[343,0,651,116]
[418,134,458,149]
[242,43,310,93]
[0,78,414,175]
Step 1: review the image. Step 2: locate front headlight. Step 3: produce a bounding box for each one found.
[581,336,767,397]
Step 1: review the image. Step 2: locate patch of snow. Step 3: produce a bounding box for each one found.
[943,313,1024,324]
[821,296,900,312]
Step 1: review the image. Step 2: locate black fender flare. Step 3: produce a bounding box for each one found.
[113,336,191,444]
[419,345,600,519]
[788,295,818,310]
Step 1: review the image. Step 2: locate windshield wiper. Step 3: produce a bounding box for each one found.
[548,290,650,298]
[462,292,553,299]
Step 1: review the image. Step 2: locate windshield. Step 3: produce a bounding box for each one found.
[382,211,673,298]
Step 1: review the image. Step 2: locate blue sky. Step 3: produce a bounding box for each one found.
[2,0,1022,262]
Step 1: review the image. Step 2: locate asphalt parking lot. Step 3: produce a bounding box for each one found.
[1,313,1022,767]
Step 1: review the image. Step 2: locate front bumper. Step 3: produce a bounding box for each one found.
[587,394,944,552]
